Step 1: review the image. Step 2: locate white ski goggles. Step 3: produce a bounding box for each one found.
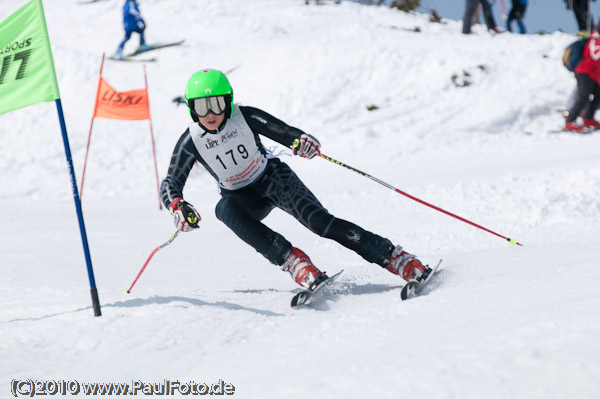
[188,96,227,118]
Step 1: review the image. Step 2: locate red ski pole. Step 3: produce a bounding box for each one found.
[125,230,181,294]
[499,0,507,19]
[316,152,523,246]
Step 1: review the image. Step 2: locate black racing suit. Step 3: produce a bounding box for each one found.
[567,73,600,123]
[160,105,395,267]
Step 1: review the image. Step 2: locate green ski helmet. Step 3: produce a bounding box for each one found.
[185,69,234,123]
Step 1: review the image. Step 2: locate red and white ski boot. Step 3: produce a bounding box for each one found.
[583,118,600,130]
[281,247,323,289]
[385,246,431,283]
[564,121,587,133]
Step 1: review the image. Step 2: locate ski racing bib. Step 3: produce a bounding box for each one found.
[190,106,267,190]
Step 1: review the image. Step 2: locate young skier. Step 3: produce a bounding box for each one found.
[114,0,150,60]
[160,69,432,290]
[565,27,600,132]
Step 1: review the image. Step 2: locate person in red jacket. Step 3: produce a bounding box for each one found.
[565,29,600,132]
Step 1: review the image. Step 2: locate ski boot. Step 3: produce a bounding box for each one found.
[137,44,152,52]
[281,247,323,289]
[113,48,125,60]
[385,246,431,283]
[582,119,600,130]
[564,121,587,133]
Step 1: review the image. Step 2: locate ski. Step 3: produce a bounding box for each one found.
[400,259,443,301]
[78,0,107,4]
[291,270,343,308]
[128,40,185,56]
[109,55,157,62]
[549,127,592,134]
[223,65,241,75]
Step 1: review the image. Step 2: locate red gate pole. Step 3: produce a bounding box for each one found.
[80,53,106,199]
[144,64,163,210]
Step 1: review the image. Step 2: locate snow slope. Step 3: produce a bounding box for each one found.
[1,1,599,398]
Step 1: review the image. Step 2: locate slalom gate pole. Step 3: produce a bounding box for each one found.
[125,230,181,294]
[80,53,106,199]
[316,152,523,247]
[143,64,162,210]
[56,99,103,316]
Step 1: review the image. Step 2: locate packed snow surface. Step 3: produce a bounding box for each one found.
[1,1,599,398]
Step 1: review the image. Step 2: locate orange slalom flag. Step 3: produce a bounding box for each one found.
[93,76,150,121]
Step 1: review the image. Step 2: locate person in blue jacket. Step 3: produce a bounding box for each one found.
[507,0,527,34]
[114,0,150,59]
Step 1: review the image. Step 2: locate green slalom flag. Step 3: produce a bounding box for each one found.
[0,0,60,114]
[0,0,102,316]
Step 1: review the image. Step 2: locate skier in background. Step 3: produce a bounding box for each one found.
[462,0,502,34]
[114,0,150,60]
[506,0,527,34]
[160,69,432,289]
[564,26,600,132]
[565,0,595,35]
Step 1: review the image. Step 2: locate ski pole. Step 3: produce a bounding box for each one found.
[315,152,523,247]
[125,229,181,294]
[499,0,507,20]
[587,0,592,34]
